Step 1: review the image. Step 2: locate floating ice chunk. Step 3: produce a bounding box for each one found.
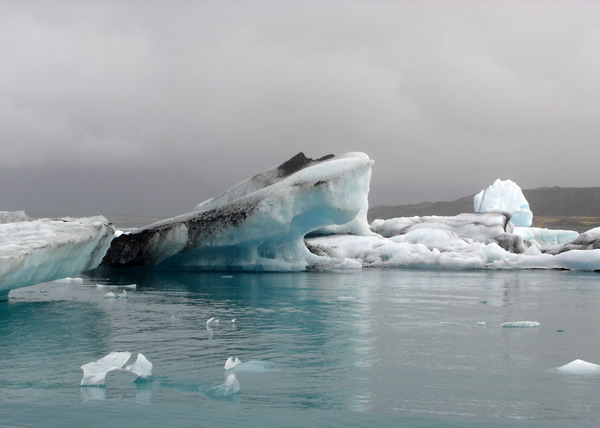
[98,283,136,290]
[56,277,85,282]
[224,356,241,370]
[474,179,532,229]
[81,351,132,386]
[207,317,219,326]
[81,352,153,386]
[104,292,116,298]
[208,373,241,397]
[501,321,540,328]
[124,353,153,379]
[556,359,600,374]
[477,321,487,326]
[225,357,277,372]
[231,318,236,323]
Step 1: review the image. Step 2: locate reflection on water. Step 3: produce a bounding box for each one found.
[3,268,600,426]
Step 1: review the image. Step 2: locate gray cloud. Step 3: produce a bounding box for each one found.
[1,1,599,216]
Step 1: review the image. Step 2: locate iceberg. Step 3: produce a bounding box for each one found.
[474,179,533,229]
[97,151,600,273]
[80,352,153,386]
[556,359,600,374]
[0,216,115,299]
[102,152,373,271]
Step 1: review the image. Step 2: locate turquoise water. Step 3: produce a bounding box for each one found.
[2,268,600,427]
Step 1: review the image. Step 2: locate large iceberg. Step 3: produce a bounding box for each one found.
[0,216,115,299]
[102,152,373,271]
[100,153,600,273]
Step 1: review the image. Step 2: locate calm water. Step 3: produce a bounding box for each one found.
[2,268,600,427]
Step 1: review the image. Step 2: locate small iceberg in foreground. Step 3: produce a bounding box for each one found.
[556,359,600,374]
[501,321,540,328]
[80,352,153,386]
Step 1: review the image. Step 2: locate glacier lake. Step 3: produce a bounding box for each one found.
[2,268,600,427]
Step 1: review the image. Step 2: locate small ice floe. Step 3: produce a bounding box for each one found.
[221,275,234,279]
[104,290,128,299]
[556,359,600,374]
[206,317,220,326]
[56,277,85,282]
[224,356,241,370]
[501,321,540,328]
[224,356,277,372]
[477,321,487,326]
[97,284,136,290]
[231,318,236,324]
[207,373,240,397]
[80,352,153,386]
[337,296,357,301]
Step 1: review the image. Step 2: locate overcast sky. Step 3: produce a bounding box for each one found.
[1,1,599,216]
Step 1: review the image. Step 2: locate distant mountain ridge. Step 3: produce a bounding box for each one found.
[369,186,600,221]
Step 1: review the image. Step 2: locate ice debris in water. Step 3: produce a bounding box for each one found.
[206,317,219,326]
[97,284,136,289]
[556,359,600,374]
[225,356,241,370]
[207,373,241,397]
[103,290,128,299]
[224,356,277,372]
[80,352,153,386]
[501,321,540,328]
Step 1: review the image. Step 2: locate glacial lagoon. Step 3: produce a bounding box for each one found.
[2,268,600,427]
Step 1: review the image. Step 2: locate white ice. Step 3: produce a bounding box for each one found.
[224,356,241,370]
[474,179,532,229]
[0,216,115,299]
[124,353,153,379]
[194,152,373,236]
[513,227,578,246]
[106,153,374,271]
[80,352,152,386]
[224,357,277,372]
[501,321,540,328]
[556,359,600,374]
[0,211,29,224]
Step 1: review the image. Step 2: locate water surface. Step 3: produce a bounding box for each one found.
[2,268,600,427]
